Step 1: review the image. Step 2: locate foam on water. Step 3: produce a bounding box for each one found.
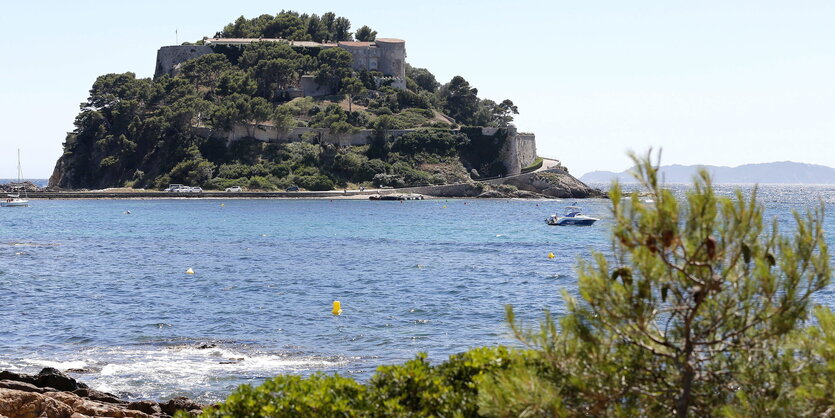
[14,343,353,402]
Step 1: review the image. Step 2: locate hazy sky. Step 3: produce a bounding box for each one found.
[1,0,834,178]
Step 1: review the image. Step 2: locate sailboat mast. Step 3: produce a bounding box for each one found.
[17,149,23,182]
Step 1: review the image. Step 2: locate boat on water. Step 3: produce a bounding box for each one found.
[2,193,28,207]
[545,205,599,226]
[2,150,29,208]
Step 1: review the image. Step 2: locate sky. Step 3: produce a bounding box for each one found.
[1,0,834,179]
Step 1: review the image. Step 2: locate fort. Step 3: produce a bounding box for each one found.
[152,36,540,176]
[154,37,407,92]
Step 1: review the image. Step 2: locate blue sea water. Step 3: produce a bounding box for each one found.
[1,184,834,402]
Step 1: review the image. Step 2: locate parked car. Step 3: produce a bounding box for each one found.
[225,186,243,192]
[190,187,203,193]
[285,186,299,192]
[163,184,185,192]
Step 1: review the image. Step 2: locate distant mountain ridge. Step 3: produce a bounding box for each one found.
[581,162,835,184]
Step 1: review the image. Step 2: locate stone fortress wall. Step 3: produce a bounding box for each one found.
[154,45,214,78]
[154,37,406,85]
[193,125,537,174]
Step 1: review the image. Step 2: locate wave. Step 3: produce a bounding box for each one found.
[12,342,356,402]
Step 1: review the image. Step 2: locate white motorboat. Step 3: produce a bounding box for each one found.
[546,205,599,226]
[2,150,29,207]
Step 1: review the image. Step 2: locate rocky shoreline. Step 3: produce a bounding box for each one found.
[0,368,204,418]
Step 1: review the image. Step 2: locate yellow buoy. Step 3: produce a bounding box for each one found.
[185,268,195,274]
[332,301,343,315]
[547,252,555,259]
[220,203,225,207]
[442,205,447,209]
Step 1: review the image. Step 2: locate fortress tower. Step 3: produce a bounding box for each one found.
[374,38,406,79]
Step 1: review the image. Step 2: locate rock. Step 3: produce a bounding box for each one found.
[511,190,543,199]
[72,387,125,404]
[0,371,38,386]
[0,388,75,418]
[161,396,202,416]
[0,380,47,394]
[35,368,88,392]
[476,190,505,198]
[44,392,151,418]
[0,369,199,417]
[127,400,162,415]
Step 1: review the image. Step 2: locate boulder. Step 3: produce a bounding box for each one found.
[0,380,48,394]
[161,396,202,416]
[0,388,75,418]
[127,400,162,415]
[36,368,88,392]
[476,190,505,198]
[44,392,152,418]
[0,371,38,386]
[72,387,125,404]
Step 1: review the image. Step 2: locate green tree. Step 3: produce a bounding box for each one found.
[354,25,377,42]
[332,16,353,41]
[216,69,257,97]
[406,64,440,92]
[495,99,518,127]
[339,77,366,112]
[484,151,831,417]
[440,75,480,125]
[211,94,252,131]
[314,48,354,89]
[271,105,297,140]
[177,54,232,94]
[304,13,328,42]
[251,58,296,100]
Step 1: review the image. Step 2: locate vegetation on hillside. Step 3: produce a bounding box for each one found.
[185,153,833,417]
[51,11,520,190]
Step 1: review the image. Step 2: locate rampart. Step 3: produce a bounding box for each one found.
[154,45,214,78]
[194,125,537,173]
[154,37,407,82]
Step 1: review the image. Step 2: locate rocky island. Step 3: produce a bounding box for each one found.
[48,11,600,198]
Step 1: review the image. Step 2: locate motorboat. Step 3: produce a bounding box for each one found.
[546,205,599,226]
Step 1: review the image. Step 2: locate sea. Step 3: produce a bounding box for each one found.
[1,183,834,402]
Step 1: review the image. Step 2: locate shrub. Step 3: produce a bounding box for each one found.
[168,158,215,187]
[357,159,389,181]
[197,374,369,417]
[247,175,275,190]
[372,173,405,188]
[195,348,520,418]
[296,174,334,191]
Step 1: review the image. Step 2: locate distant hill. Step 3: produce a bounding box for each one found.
[581,162,835,184]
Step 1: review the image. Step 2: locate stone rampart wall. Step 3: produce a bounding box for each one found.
[154,45,213,78]
[194,125,419,146]
[194,125,538,173]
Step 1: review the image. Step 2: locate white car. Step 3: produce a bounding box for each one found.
[164,184,185,192]
[225,186,242,192]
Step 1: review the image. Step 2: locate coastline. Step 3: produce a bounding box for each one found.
[0,368,204,417]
